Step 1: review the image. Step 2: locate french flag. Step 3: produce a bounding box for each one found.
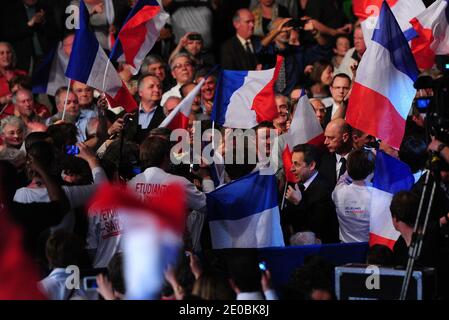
[370,151,414,249]
[282,91,324,183]
[88,183,186,300]
[353,0,425,41]
[206,169,285,249]
[159,79,205,130]
[32,41,69,96]
[66,0,137,113]
[410,0,449,69]
[110,0,169,75]
[212,56,283,129]
[346,1,419,149]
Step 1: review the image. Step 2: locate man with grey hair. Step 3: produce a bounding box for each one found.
[220,8,260,70]
[161,52,195,106]
[141,54,175,92]
[12,89,43,126]
[141,54,169,86]
[47,87,96,142]
[125,74,166,144]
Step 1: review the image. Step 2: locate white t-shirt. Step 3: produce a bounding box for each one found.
[86,207,123,268]
[13,167,107,232]
[128,167,207,211]
[332,182,372,243]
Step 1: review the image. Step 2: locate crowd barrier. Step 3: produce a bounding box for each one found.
[257,242,369,287]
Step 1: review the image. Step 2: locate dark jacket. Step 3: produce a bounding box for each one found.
[319,152,338,187]
[284,173,339,244]
[220,35,260,71]
[0,0,59,71]
[124,105,166,144]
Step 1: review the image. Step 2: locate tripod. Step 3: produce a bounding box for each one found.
[399,169,437,300]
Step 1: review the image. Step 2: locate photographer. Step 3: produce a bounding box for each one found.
[258,17,331,96]
[390,191,449,299]
[429,137,449,167]
[168,32,215,69]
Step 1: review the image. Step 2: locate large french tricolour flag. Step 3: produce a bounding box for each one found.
[370,151,414,249]
[410,0,449,69]
[89,183,186,300]
[32,41,69,96]
[206,169,284,249]
[212,56,283,129]
[159,79,205,130]
[282,91,324,183]
[346,1,419,149]
[353,0,425,41]
[66,0,137,112]
[110,0,169,75]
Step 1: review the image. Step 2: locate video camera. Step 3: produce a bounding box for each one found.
[284,18,308,30]
[417,56,449,144]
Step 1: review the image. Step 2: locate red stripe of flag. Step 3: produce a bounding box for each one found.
[166,112,190,131]
[410,17,436,70]
[106,82,137,113]
[118,6,160,69]
[251,55,283,123]
[353,0,398,20]
[346,82,405,149]
[369,232,397,250]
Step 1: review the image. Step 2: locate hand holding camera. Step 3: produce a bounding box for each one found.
[179,32,200,48]
[74,142,99,169]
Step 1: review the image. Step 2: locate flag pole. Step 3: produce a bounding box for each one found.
[102,58,111,93]
[280,177,288,210]
[61,78,71,122]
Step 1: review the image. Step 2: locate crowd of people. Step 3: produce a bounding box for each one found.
[0,0,448,300]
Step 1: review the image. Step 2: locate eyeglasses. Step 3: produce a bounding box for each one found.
[173,62,193,70]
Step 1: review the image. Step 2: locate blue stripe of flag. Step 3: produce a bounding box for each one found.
[373,150,414,195]
[32,45,57,94]
[211,69,247,126]
[446,0,449,25]
[65,0,99,82]
[372,1,419,82]
[206,171,278,221]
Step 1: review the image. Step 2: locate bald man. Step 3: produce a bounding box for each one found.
[319,118,353,186]
[220,8,260,70]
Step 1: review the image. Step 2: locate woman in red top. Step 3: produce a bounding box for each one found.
[0,42,27,105]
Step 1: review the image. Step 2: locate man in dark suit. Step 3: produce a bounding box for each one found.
[125,74,165,144]
[220,8,260,71]
[323,73,351,129]
[319,118,353,187]
[0,0,58,72]
[284,144,339,244]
